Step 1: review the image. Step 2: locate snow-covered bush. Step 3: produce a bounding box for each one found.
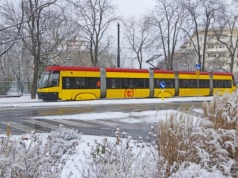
[202,92,238,130]
[76,129,159,178]
[0,125,81,178]
[202,92,238,176]
[156,110,203,177]
[157,92,238,177]
[51,124,81,141]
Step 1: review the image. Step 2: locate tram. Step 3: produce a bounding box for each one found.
[37,65,236,101]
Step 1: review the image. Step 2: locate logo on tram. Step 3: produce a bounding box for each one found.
[124,89,134,98]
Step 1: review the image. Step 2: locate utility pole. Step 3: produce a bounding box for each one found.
[117,23,120,67]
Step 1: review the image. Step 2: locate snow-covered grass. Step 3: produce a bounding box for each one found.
[157,92,238,177]
[0,126,81,178]
[0,93,237,177]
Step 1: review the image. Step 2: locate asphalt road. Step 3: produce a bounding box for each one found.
[0,101,203,139]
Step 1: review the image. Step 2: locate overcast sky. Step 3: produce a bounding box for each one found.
[116,0,156,17]
[108,0,157,68]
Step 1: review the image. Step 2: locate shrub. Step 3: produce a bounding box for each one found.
[76,128,158,178]
[156,92,238,177]
[0,125,80,178]
[202,92,238,130]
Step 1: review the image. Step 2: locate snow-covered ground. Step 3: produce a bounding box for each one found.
[0,95,206,124]
[0,95,223,177]
[0,95,213,108]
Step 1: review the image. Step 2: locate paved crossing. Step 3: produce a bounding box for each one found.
[0,118,155,141]
[1,121,41,133]
[23,120,58,130]
[0,119,121,134]
[52,119,96,128]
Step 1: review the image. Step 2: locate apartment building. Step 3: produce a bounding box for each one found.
[179,29,238,73]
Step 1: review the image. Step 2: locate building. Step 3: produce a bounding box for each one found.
[179,28,238,73]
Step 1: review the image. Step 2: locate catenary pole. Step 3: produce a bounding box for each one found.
[117,23,120,67]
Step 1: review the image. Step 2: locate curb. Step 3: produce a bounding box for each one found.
[0,95,22,98]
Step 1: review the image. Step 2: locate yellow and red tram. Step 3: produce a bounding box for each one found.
[37,66,236,101]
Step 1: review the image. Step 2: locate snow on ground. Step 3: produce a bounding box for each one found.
[0,95,207,124]
[0,95,213,108]
[32,109,177,123]
[0,95,213,177]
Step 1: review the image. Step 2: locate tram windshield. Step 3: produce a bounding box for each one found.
[39,71,59,88]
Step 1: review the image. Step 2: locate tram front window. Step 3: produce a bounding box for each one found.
[48,71,59,87]
[39,71,50,88]
[39,71,59,88]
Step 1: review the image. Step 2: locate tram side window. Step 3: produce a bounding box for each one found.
[128,78,149,88]
[199,80,210,88]
[62,77,100,89]
[75,78,85,88]
[106,78,149,89]
[179,79,189,88]
[115,79,121,88]
[154,79,175,88]
[213,80,231,88]
[121,78,129,88]
[106,78,121,88]
[106,78,112,88]
[62,78,71,89]
[189,80,196,88]
[137,78,149,88]
[179,79,210,88]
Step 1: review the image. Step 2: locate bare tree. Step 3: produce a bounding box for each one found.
[68,0,119,66]
[124,16,152,69]
[151,0,184,70]
[205,56,227,71]
[55,38,91,66]
[181,0,222,71]
[0,1,24,58]
[20,0,75,99]
[213,5,238,73]
[173,50,197,70]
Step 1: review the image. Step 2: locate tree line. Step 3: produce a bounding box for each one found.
[0,0,237,99]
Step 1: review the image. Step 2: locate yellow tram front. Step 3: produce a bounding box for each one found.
[37,66,101,101]
[37,67,60,100]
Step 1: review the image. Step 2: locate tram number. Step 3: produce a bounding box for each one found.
[124,89,134,98]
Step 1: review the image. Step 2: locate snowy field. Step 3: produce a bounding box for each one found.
[0,95,230,177]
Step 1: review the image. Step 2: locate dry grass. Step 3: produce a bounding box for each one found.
[202,92,238,130]
[156,92,238,176]
[156,111,201,175]
[202,92,238,162]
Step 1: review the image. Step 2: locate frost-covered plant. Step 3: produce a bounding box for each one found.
[157,92,238,177]
[202,92,238,160]
[170,162,224,178]
[156,110,202,177]
[0,125,80,178]
[51,124,81,141]
[202,92,238,130]
[202,92,238,175]
[77,130,158,178]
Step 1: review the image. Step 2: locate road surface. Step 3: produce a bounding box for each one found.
[0,101,203,139]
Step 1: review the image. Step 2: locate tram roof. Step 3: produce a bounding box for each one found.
[105,67,149,73]
[44,65,234,76]
[44,65,100,72]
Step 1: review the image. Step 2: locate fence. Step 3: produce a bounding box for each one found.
[0,81,32,96]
